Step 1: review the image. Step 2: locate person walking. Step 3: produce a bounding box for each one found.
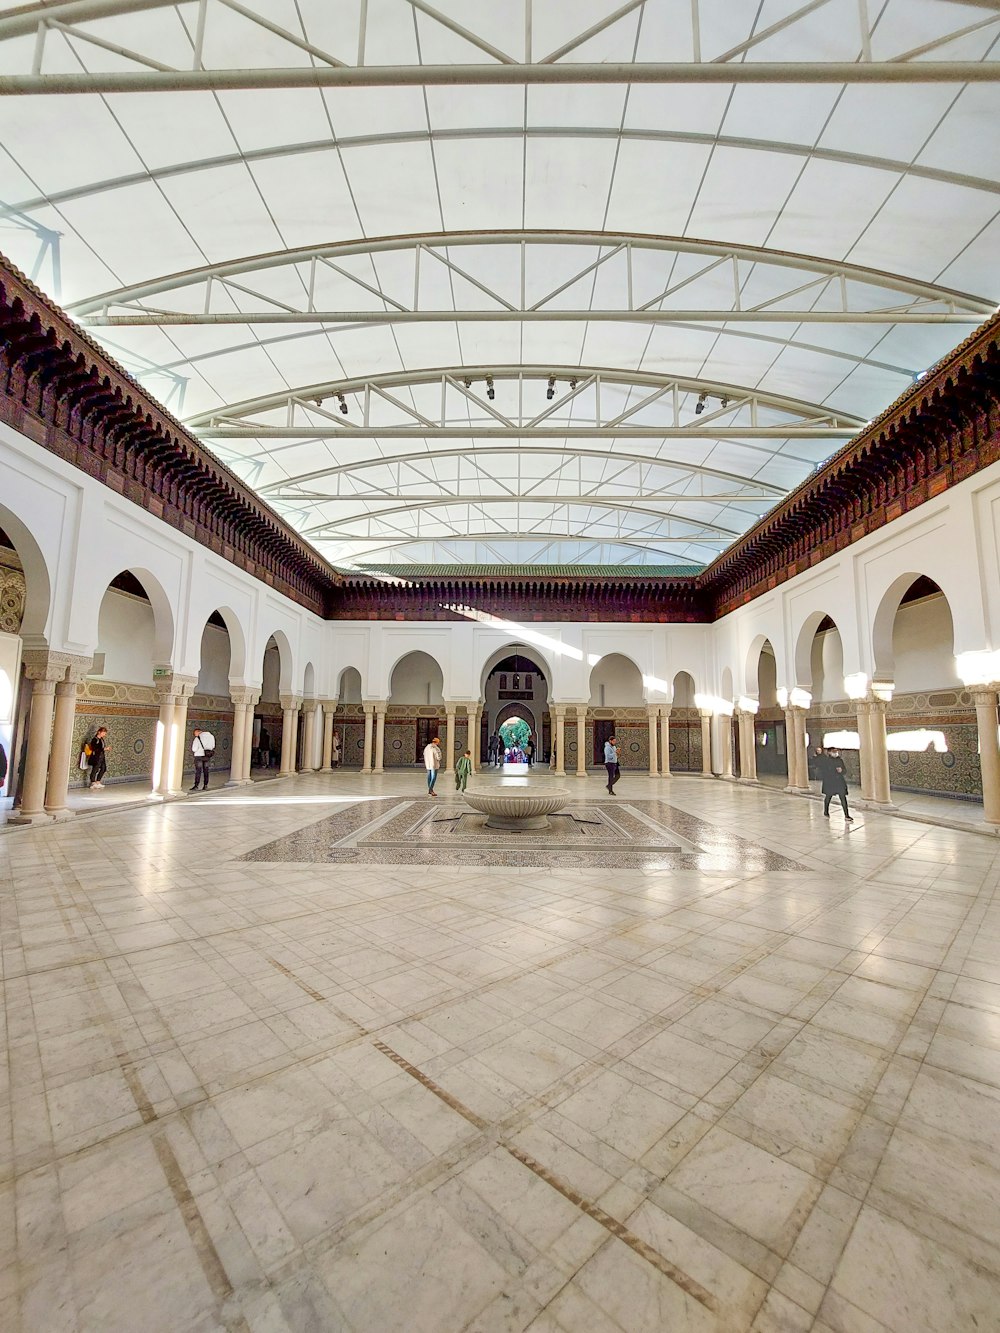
[86,726,110,788]
[525,736,535,766]
[190,726,215,792]
[424,735,442,796]
[455,749,473,792]
[604,735,620,794]
[331,730,341,768]
[821,747,853,822]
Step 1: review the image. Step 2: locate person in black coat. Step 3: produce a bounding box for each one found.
[821,747,853,821]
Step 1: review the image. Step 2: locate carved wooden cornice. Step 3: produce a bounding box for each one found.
[0,252,341,616]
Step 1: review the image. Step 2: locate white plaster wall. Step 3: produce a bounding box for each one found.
[891,595,961,692]
[589,653,645,705]
[195,623,233,696]
[337,667,363,703]
[389,651,445,704]
[96,590,156,686]
[810,628,846,702]
[261,645,281,703]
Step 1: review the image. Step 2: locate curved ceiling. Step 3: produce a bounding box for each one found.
[1,0,998,569]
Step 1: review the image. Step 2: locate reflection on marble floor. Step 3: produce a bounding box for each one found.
[3,769,1000,1331]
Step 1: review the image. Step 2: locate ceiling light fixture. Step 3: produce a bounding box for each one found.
[486,374,495,401]
[569,378,578,390]
[546,375,556,401]
[337,394,348,414]
[695,392,707,416]
[720,396,729,409]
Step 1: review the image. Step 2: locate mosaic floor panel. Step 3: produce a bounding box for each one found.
[241,796,809,871]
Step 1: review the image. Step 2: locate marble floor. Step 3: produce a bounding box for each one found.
[2,768,1000,1331]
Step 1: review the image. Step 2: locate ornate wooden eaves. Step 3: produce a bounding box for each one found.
[702,312,1000,616]
[0,254,340,615]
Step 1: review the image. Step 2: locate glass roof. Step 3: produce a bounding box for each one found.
[1,0,997,569]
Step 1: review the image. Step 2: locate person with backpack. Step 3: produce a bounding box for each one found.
[190,726,215,792]
[84,726,110,788]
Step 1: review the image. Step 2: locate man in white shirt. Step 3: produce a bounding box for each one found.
[423,735,442,796]
[190,726,216,792]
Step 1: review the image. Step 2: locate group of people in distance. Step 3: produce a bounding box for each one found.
[486,732,535,766]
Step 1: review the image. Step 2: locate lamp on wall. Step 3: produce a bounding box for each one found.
[512,646,520,691]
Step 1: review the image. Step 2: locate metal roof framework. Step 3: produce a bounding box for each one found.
[1,0,998,567]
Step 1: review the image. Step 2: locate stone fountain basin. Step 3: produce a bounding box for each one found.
[462,787,573,831]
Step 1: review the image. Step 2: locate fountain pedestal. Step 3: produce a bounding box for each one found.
[462,787,572,831]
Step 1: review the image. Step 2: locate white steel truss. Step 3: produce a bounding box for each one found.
[253,446,789,505]
[297,502,742,543]
[67,231,995,329]
[6,128,998,220]
[1,0,998,93]
[188,365,863,446]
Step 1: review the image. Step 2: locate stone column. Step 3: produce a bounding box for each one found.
[299,700,318,772]
[373,702,387,774]
[720,714,734,779]
[362,702,375,771]
[973,688,1000,826]
[553,705,566,776]
[15,678,56,820]
[279,695,301,775]
[659,708,671,776]
[227,686,259,786]
[43,656,92,818]
[784,707,810,792]
[321,704,335,769]
[468,705,482,771]
[647,706,659,777]
[444,704,456,774]
[153,683,180,798]
[856,702,875,800]
[43,680,79,818]
[168,678,197,793]
[868,697,894,807]
[700,710,713,776]
[575,705,587,778]
[739,712,758,782]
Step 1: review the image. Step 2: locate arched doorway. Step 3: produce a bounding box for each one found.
[588,652,644,766]
[482,649,549,762]
[748,640,786,781]
[496,706,536,763]
[388,651,445,764]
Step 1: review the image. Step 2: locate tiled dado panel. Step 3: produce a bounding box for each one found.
[70,681,234,786]
[810,689,984,801]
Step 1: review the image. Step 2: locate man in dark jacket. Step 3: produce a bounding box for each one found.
[88,727,110,789]
[821,747,853,821]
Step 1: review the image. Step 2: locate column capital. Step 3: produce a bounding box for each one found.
[22,649,93,684]
[230,685,261,707]
[300,697,319,715]
[279,693,303,711]
[154,671,197,703]
[443,701,458,714]
[320,698,338,710]
[573,703,588,719]
[972,686,1000,706]
[646,703,661,719]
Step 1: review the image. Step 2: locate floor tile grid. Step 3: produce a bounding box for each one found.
[5,778,1000,1327]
